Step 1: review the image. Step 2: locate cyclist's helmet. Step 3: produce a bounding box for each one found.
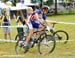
[41,6,49,11]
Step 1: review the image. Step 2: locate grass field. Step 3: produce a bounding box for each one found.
[0,15,75,58]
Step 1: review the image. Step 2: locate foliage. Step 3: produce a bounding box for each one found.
[69,0,74,2]
[46,0,53,6]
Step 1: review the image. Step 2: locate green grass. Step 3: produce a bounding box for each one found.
[0,15,75,58]
[47,14,75,22]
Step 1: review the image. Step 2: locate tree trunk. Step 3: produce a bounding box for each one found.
[55,0,57,15]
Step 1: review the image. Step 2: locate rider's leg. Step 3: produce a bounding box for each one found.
[24,22,33,46]
[24,22,44,46]
[32,21,44,36]
[36,24,44,35]
[25,29,33,46]
[39,24,44,31]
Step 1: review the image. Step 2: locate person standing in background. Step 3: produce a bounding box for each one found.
[16,11,24,39]
[0,10,11,41]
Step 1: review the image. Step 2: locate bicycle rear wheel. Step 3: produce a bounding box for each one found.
[15,36,25,54]
[53,30,69,44]
[15,33,28,54]
[38,35,56,54]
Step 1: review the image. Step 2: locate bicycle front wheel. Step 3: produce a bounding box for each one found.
[53,30,69,44]
[38,35,56,54]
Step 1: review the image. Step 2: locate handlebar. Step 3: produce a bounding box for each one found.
[52,22,58,28]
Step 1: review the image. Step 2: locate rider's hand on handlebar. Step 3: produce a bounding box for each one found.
[47,26,54,31]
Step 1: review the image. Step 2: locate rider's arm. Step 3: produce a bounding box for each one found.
[44,20,52,27]
[42,14,52,27]
[44,19,54,32]
[20,10,25,21]
[20,10,26,25]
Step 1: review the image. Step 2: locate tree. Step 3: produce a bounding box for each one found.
[55,0,57,15]
[2,0,9,2]
[13,0,19,6]
[47,0,53,6]
[69,0,74,2]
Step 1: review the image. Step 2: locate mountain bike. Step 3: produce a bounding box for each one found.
[15,24,56,54]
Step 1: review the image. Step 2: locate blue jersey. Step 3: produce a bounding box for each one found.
[30,12,36,21]
[29,10,47,29]
[35,9,42,19]
[35,9,41,14]
[42,14,46,20]
[35,9,46,20]
[29,12,40,28]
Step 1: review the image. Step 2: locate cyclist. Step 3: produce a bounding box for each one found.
[22,6,52,49]
[16,11,24,40]
[35,6,52,28]
[21,7,44,49]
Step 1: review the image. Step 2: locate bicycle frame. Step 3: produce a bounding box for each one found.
[24,24,48,48]
[15,23,56,54]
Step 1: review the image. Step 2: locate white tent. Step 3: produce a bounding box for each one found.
[10,6,31,11]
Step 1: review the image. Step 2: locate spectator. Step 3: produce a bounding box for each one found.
[0,10,11,41]
[16,11,24,39]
